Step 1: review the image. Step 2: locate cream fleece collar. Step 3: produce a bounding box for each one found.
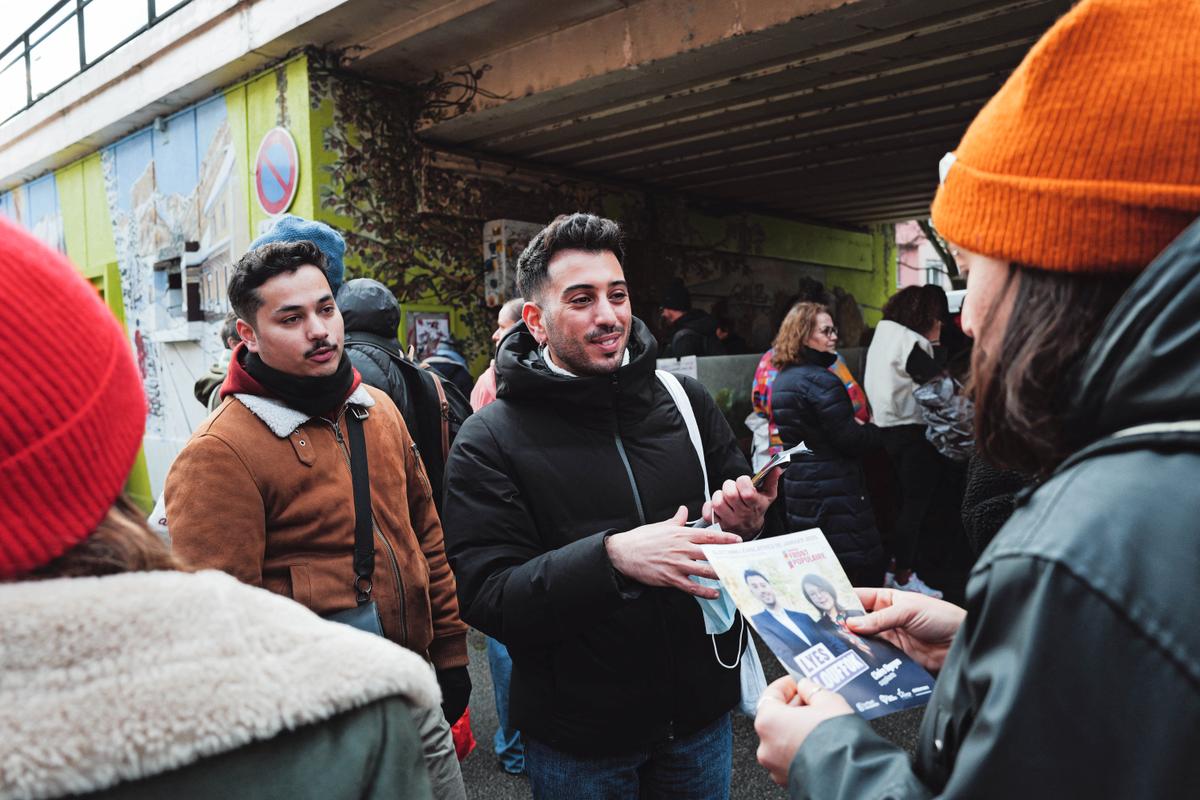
[235,384,375,438]
[0,570,439,800]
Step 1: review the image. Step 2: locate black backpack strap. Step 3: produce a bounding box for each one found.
[345,409,375,605]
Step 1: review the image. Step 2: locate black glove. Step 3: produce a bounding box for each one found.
[904,342,944,385]
[437,666,471,724]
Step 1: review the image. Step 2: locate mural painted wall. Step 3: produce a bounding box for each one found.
[0,55,311,501]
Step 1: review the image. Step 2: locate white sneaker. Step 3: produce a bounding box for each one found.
[884,569,896,589]
[893,572,943,599]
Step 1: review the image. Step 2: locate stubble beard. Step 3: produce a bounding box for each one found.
[544,318,627,376]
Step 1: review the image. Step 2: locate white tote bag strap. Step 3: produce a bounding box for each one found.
[656,369,708,501]
[659,370,753,673]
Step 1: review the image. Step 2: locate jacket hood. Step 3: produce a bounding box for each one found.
[495,316,659,408]
[674,308,717,335]
[337,278,401,338]
[0,570,439,800]
[219,342,272,399]
[432,342,468,368]
[1068,217,1200,442]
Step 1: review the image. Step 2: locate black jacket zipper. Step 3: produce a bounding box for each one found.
[610,372,675,741]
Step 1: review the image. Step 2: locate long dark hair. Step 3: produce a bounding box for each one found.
[882,285,942,337]
[801,573,845,615]
[29,494,188,580]
[970,265,1136,476]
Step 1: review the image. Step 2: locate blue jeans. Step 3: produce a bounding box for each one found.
[486,636,525,773]
[525,713,732,800]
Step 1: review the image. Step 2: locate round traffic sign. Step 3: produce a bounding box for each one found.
[254,127,300,216]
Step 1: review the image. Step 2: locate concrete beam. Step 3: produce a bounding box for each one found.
[419,0,861,142]
[344,0,632,81]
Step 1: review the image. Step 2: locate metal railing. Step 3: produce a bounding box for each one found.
[0,0,195,125]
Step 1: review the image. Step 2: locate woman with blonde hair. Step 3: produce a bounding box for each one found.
[769,302,885,586]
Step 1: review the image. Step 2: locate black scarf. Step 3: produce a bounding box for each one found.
[242,349,356,418]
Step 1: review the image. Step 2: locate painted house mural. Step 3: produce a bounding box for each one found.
[101,96,244,493]
[2,94,248,500]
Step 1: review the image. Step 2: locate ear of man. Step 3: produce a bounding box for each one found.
[522,300,548,345]
[235,318,259,352]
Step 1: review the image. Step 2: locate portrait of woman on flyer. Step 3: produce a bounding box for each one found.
[799,573,876,663]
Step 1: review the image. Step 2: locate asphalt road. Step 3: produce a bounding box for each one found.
[459,628,923,799]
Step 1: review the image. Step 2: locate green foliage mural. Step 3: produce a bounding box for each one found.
[310,60,492,361]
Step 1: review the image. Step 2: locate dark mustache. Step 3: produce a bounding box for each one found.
[585,326,625,342]
[304,341,336,358]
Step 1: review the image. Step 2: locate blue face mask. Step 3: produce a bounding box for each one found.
[691,576,739,634]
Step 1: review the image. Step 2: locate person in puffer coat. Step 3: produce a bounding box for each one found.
[770,302,885,586]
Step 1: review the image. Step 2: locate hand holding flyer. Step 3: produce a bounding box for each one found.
[750,441,812,488]
[701,529,935,720]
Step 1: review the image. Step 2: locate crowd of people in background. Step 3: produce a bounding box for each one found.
[2,1,1198,798]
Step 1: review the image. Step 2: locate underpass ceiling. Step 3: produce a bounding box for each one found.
[402,0,1076,227]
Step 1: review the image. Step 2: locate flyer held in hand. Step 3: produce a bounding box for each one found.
[702,529,934,720]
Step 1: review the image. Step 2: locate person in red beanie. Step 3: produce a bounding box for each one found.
[0,216,439,799]
[163,234,469,800]
[754,0,1200,797]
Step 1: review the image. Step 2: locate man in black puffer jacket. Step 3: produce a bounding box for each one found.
[442,214,779,800]
[659,279,722,358]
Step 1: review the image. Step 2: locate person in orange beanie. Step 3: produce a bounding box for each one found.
[754,1,1200,796]
[0,216,442,799]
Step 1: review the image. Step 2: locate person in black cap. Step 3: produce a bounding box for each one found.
[659,278,721,358]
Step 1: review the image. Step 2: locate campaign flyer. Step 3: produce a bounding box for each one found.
[701,529,934,720]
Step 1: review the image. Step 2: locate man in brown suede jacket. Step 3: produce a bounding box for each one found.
[165,227,468,800]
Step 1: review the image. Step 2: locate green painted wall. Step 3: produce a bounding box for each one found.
[651,205,894,327]
[225,55,314,241]
[834,224,896,326]
[53,154,152,510]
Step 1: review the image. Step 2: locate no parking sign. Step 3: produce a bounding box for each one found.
[254,127,299,216]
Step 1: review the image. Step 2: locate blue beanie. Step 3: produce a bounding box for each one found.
[249,215,346,294]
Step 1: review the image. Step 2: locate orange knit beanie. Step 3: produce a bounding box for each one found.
[0,216,146,577]
[931,0,1200,273]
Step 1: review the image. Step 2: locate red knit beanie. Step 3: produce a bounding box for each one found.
[932,0,1200,272]
[0,216,146,577]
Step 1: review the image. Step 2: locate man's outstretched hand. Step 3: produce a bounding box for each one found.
[605,506,741,598]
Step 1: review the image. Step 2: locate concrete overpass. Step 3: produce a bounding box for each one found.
[2,0,1074,225]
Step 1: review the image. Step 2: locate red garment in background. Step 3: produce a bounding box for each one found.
[470,362,499,412]
[451,707,476,761]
